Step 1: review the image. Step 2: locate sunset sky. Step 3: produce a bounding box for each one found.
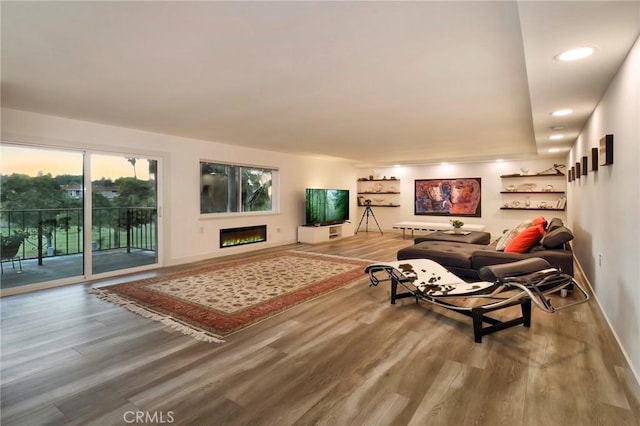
[1,145,151,180]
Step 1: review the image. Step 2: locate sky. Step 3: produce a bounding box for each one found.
[1,145,151,180]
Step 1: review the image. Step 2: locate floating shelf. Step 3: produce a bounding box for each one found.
[358,191,400,194]
[500,191,565,194]
[500,207,565,211]
[500,173,565,178]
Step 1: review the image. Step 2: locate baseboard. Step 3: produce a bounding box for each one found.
[573,257,640,402]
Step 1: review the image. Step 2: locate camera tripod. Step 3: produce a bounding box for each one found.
[356,203,383,235]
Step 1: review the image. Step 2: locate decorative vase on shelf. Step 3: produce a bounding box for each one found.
[525,196,531,208]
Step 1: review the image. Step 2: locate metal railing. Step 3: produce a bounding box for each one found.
[1,207,157,263]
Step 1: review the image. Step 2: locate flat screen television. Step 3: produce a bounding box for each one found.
[305,188,350,226]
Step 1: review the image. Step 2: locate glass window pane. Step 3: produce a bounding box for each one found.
[91,154,158,275]
[242,168,272,212]
[0,145,84,289]
[201,161,276,214]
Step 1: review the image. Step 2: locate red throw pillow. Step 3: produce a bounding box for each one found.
[531,216,547,229]
[504,225,545,253]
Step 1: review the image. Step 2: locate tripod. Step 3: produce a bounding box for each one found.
[356,203,383,235]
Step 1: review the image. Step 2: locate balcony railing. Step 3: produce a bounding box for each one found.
[1,207,157,263]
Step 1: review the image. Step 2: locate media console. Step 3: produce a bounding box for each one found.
[297,222,354,244]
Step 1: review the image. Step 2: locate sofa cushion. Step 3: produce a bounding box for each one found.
[504,225,545,253]
[495,220,532,251]
[541,226,574,249]
[414,231,491,245]
[532,216,548,229]
[546,217,564,232]
[397,241,482,269]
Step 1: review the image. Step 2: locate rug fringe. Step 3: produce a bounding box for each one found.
[89,288,224,343]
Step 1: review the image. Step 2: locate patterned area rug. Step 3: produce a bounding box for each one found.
[90,251,369,342]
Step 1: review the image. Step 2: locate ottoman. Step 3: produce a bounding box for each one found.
[414,231,491,245]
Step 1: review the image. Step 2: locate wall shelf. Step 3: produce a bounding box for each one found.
[358,191,400,194]
[500,173,565,178]
[500,171,566,212]
[500,191,565,194]
[357,179,400,208]
[500,207,565,211]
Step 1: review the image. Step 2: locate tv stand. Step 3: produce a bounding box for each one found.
[297,223,354,244]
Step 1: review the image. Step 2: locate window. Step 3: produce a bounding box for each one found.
[200,162,277,214]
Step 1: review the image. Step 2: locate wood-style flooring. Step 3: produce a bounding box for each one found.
[1,233,639,425]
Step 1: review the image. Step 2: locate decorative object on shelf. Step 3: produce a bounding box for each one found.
[450,219,464,234]
[372,182,383,192]
[599,134,614,165]
[520,168,529,175]
[500,171,565,211]
[536,163,566,175]
[387,186,396,192]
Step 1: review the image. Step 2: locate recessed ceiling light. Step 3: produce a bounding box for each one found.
[549,135,564,140]
[551,126,566,131]
[555,46,595,61]
[495,159,504,162]
[551,109,573,116]
[548,148,561,153]
[441,162,449,165]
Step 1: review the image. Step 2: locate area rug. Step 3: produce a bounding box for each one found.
[90,251,370,343]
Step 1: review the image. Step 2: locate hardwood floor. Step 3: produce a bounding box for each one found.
[1,233,638,425]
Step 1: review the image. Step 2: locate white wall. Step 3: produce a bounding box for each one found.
[356,158,566,238]
[567,36,640,386]
[1,108,358,265]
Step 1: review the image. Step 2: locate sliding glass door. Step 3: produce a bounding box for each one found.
[0,145,85,288]
[90,154,158,274]
[0,144,160,292]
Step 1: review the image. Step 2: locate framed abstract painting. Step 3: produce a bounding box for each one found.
[414,178,481,217]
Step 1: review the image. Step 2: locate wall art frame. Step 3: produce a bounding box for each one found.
[590,147,599,171]
[414,178,481,217]
[599,134,614,165]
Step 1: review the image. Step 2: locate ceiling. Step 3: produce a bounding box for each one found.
[1,1,638,166]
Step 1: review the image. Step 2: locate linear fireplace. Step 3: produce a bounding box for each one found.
[220,225,267,248]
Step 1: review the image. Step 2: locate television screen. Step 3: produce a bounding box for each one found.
[305,188,350,226]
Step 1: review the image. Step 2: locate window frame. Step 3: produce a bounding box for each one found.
[199,160,279,217]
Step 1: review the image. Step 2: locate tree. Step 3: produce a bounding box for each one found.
[0,173,79,263]
[110,177,155,249]
[126,157,137,179]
